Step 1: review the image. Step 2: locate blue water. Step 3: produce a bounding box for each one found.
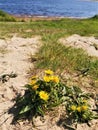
[0,0,98,18]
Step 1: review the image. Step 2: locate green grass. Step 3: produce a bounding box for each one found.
[0,17,98,38]
[0,15,98,78]
[35,39,98,79]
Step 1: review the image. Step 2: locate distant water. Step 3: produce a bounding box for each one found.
[0,0,98,18]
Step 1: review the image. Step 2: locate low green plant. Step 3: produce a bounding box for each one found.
[13,70,98,129]
[15,70,65,120]
[65,86,98,124]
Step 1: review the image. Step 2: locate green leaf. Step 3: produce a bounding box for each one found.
[37,106,44,115]
[24,84,31,88]
[19,105,33,114]
[73,86,82,94]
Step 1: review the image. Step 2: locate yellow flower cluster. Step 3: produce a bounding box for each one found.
[43,75,59,83]
[39,91,49,101]
[30,75,37,85]
[30,80,36,85]
[50,76,59,83]
[29,76,39,90]
[81,105,88,111]
[71,105,88,112]
[29,70,60,101]
[43,76,51,82]
[43,70,59,83]
[77,106,81,112]
[33,85,39,90]
[71,105,76,111]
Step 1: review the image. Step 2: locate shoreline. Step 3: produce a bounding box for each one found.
[0,10,96,21]
[12,14,90,21]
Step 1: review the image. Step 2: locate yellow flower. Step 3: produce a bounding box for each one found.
[29,76,37,85]
[71,105,76,111]
[45,69,53,75]
[43,76,51,82]
[81,105,88,111]
[50,76,59,83]
[32,85,39,90]
[39,91,49,101]
[77,106,81,112]
[30,80,36,85]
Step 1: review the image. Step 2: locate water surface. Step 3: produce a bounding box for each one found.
[0,0,98,18]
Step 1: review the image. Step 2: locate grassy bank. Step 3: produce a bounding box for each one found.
[0,10,16,21]
[0,12,98,79]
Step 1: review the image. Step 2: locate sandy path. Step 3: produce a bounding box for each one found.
[0,36,64,130]
[0,36,41,130]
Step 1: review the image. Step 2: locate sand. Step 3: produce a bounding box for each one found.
[59,34,98,57]
[0,34,98,130]
[0,35,41,130]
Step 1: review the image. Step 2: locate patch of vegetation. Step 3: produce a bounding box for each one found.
[11,70,98,129]
[0,10,16,22]
[65,86,98,123]
[36,41,88,70]
[0,17,98,79]
[12,70,65,120]
[91,14,98,19]
[1,17,97,128]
